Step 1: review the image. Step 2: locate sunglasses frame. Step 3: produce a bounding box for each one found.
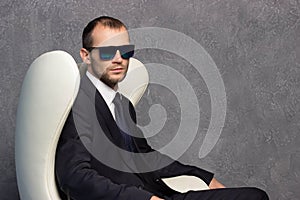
[86,44,135,61]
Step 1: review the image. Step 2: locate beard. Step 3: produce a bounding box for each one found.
[100,72,120,89]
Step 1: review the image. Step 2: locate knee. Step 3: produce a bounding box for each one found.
[247,187,269,200]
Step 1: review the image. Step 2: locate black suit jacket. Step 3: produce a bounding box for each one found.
[55,74,214,200]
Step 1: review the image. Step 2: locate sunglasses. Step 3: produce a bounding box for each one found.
[86,45,135,61]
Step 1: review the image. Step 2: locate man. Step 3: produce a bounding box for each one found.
[55,16,269,200]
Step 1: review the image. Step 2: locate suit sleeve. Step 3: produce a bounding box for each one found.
[155,158,214,185]
[55,108,153,200]
[129,102,214,185]
[134,135,214,185]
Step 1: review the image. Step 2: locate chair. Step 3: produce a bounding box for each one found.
[15,50,208,200]
[15,51,80,200]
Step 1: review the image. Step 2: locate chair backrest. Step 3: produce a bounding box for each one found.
[118,58,149,106]
[15,51,80,200]
[15,51,149,200]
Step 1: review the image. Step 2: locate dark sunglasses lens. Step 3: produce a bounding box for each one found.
[121,50,134,59]
[100,53,114,60]
[99,46,115,60]
[120,45,135,59]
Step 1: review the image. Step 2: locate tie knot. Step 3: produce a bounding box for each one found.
[113,92,122,105]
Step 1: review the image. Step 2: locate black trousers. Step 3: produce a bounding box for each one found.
[166,187,269,200]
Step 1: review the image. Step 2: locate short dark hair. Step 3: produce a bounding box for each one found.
[82,16,127,49]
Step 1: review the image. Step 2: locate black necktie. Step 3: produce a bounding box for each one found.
[113,92,134,151]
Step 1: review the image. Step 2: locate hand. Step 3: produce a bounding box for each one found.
[208,178,225,189]
[150,196,164,200]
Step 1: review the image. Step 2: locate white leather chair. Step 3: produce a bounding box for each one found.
[15,51,80,200]
[15,50,208,200]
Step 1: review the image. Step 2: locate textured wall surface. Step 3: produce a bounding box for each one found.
[0,0,299,199]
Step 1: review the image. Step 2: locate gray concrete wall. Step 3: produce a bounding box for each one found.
[0,0,299,199]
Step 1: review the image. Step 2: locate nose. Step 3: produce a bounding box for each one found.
[112,50,122,62]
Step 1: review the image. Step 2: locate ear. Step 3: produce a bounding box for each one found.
[80,48,91,65]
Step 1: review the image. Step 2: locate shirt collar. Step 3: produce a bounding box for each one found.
[86,71,117,106]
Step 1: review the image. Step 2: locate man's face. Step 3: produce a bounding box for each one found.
[82,25,130,89]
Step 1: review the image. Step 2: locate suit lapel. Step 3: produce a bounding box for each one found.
[94,90,129,149]
[79,74,124,148]
[94,87,141,172]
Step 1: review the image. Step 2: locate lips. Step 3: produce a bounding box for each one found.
[110,67,124,73]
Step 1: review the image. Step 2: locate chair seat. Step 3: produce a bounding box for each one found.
[162,175,209,193]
